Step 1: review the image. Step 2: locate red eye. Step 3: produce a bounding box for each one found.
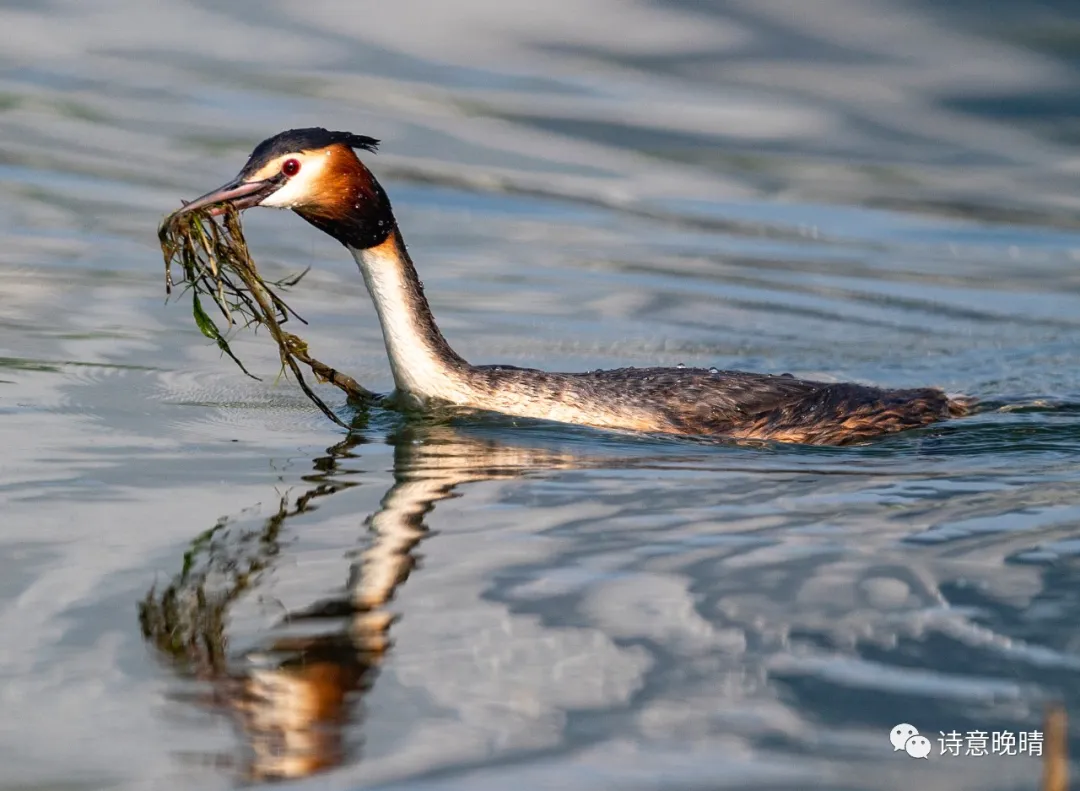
[282,158,301,177]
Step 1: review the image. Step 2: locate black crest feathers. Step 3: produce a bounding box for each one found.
[241,128,379,174]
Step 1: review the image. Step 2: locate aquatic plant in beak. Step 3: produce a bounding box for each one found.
[158,202,374,428]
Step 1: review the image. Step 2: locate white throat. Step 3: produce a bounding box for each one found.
[350,243,467,404]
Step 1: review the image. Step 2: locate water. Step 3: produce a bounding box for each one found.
[3,1,1080,788]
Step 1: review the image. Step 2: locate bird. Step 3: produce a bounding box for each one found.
[171,127,972,445]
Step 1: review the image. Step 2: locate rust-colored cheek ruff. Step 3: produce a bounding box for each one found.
[294,144,396,250]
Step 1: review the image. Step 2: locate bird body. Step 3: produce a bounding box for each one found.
[173,128,971,445]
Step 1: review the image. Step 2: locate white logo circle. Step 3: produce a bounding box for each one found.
[905,734,932,759]
[890,723,919,751]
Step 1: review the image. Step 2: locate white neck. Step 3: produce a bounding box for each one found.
[350,240,468,403]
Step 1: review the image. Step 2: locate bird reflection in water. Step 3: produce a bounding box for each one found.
[138,417,602,781]
[139,418,1072,787]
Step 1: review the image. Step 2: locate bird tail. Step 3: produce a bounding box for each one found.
[945,393,977,417]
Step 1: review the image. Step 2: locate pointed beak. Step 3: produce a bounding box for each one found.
[173,174,283,218]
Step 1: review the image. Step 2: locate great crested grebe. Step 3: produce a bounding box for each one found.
[172,128,972,445]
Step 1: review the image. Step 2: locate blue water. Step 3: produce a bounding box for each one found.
[2,1,1080,789]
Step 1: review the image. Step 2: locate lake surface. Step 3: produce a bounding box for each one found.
[3,1,1080,788]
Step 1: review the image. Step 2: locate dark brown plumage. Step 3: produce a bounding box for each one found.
[464,365,970,445]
